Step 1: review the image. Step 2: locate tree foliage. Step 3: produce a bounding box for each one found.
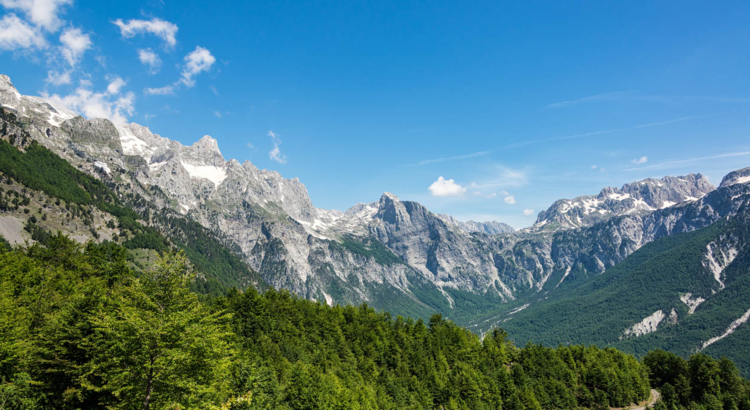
[0,235,749,409]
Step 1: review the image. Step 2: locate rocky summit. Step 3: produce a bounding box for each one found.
[1,74,749,324]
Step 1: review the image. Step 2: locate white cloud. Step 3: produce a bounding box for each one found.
[523,209,534,216]
[632,156,648,164]
[246,142,255,149]
[214,110,222,118]
[137,48,161,74]
[0,0,72,31]
[0,13,46,50]
[143,113,155,120]
[59,27,90,65]
[179,46,215,87]
[43,80,135,124]
[209,85,218,95]
[504,196,516,204]
[486,192,498,199]
[145,46,215,96]
[428,176,466,197]
[145,85,174,95]
[268,131,287,164]
[591,165,597,169]
[45,69,70,85]
[112,17,178,47]
[106,76,126,95]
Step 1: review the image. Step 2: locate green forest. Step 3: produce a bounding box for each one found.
[1,235,749,409]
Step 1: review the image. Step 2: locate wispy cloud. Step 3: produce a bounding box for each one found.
[138,48,161,74]
[555,116,699,142]
[523,209,535,216]
[112,17,178,47]
[45,69,71,85]
[1,0,72,32]
[268,130,287,164]
[632,156,648,164]
[473,167,529,189]
[406,151,490,167]
[547,91,633,108]
[59,27,90,65]
[623,151,750,171]
[548,91,750,109]
[42,76,135,124]
[507,115,701,148]
[0,13,46,50]
[144,46,215,95]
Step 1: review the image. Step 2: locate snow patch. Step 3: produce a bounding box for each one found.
[47,110,76,127]
[180,162,227,187]
[701,308,750,350]
[623,310,665,338]
[118,126,153,158]
[680,293,706,314]
[608,193,631,201]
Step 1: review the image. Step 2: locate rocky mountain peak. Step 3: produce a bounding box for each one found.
[380,192,400,201]
[720,167,750,188]
[193,135,222,155]
[0,75,22,107]
[377,192,411,225]
[533,173,716,231]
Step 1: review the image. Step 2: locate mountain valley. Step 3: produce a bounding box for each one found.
[2,73,750,377]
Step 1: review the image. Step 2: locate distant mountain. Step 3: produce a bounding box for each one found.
[0,73,733,306]
[532,174,715,231]
[490,199,750,375]
[4,73,750,373]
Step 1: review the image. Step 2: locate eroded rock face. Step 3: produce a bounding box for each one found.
[2,73,749,315]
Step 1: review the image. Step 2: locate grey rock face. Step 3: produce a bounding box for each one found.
[2,73,748,320]
[720,167,750,188]
[438,214,515,235]
[533,174,715,231]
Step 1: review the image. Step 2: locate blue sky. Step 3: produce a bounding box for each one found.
[2,1,750,228]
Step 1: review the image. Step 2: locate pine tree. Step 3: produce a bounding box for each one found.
[85,252,236,409]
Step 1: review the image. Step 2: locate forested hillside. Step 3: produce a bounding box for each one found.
[0,108,264,296]
[1,236,749,409]
[498,209,750,377]
[3,90,750,409]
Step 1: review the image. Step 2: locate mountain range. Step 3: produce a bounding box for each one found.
[2,73,750,374]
